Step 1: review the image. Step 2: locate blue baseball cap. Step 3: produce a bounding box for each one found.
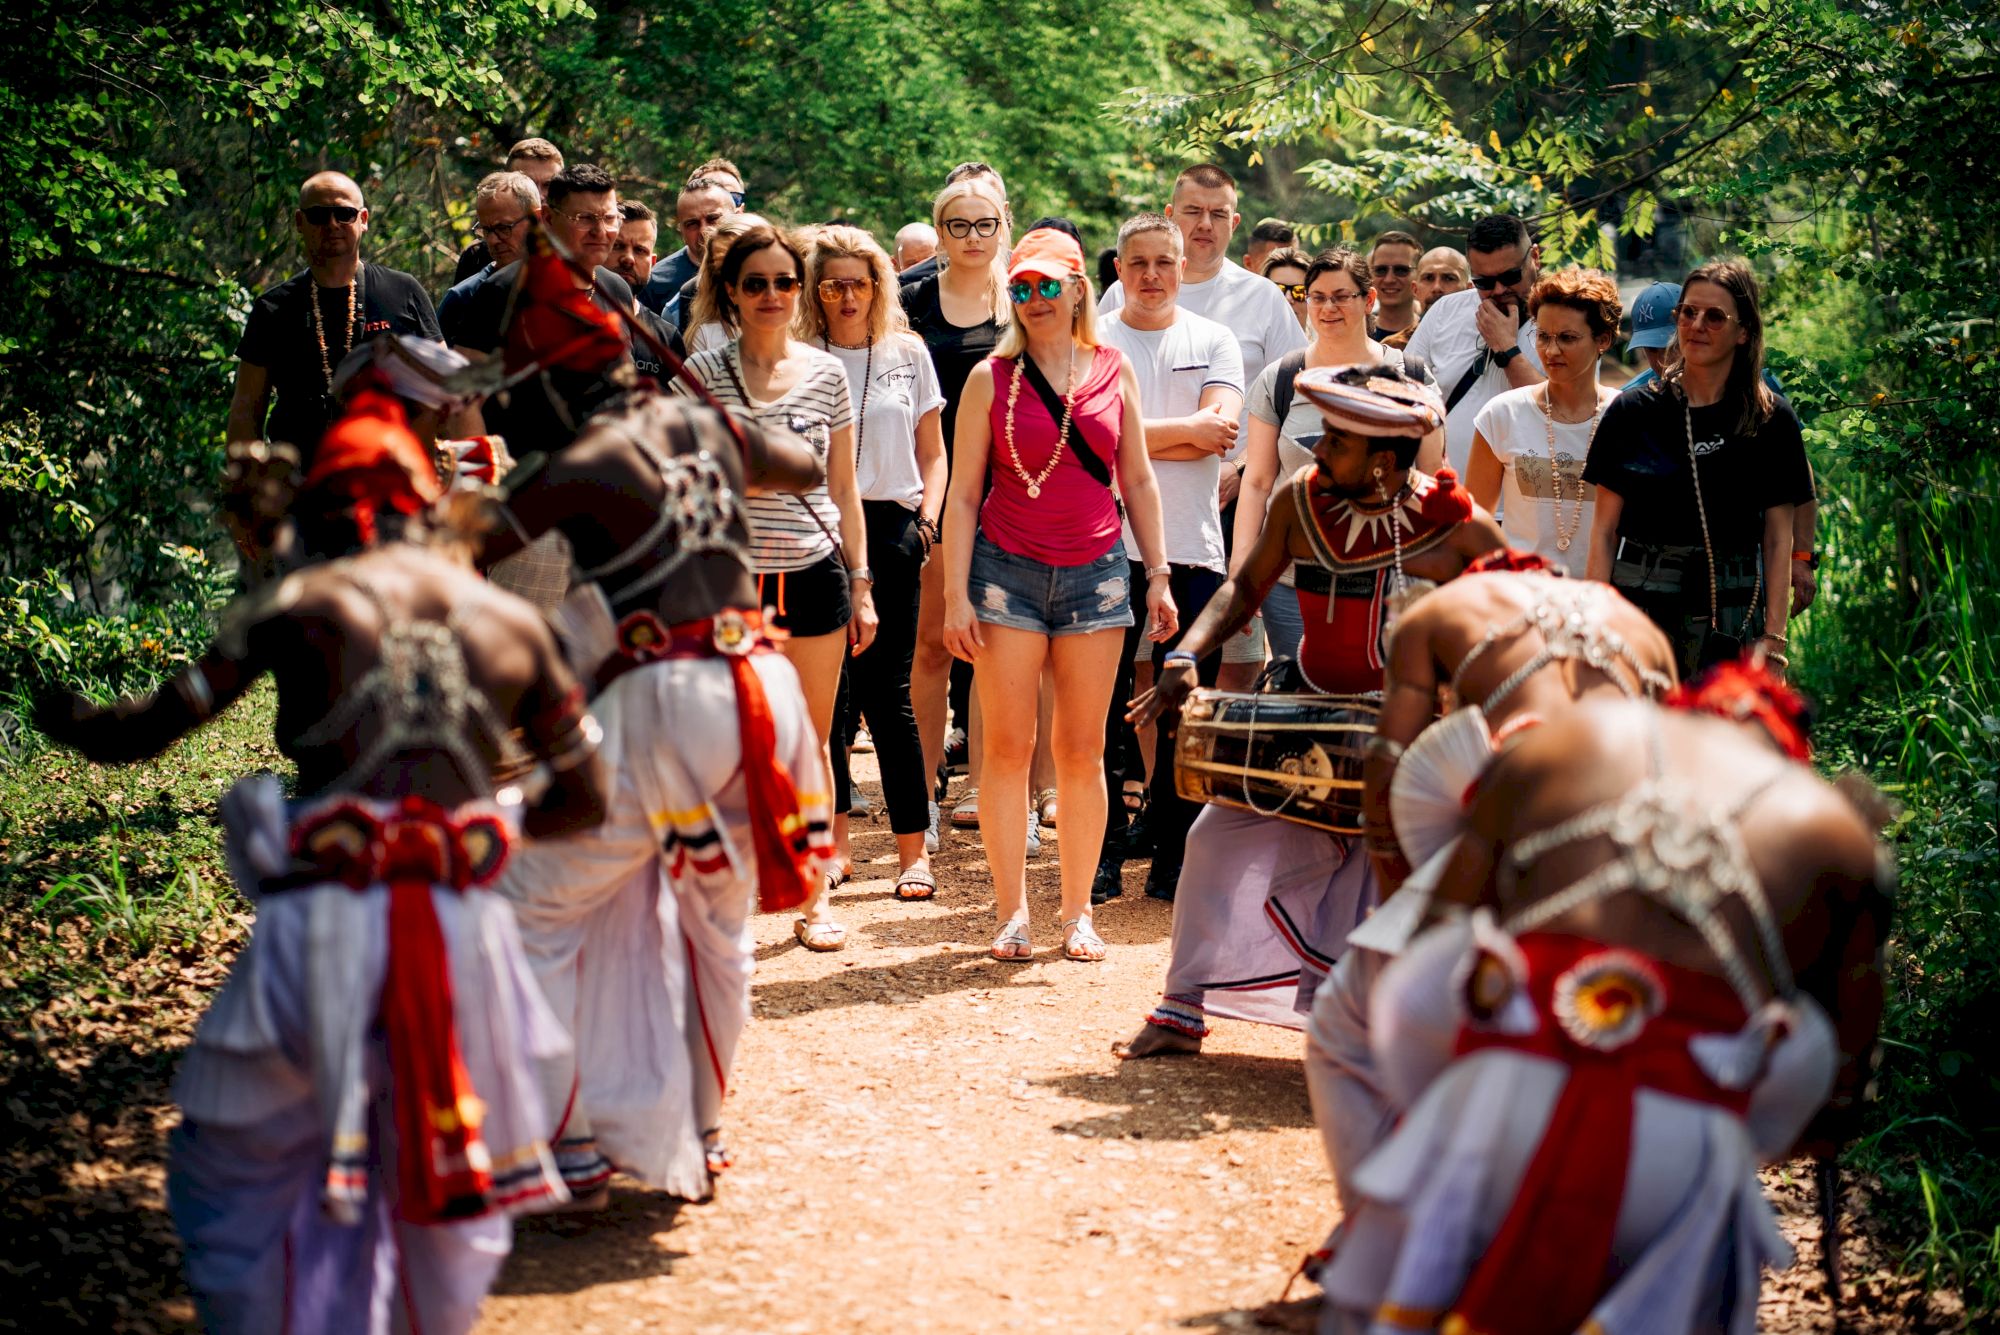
[1628,282,1682,350]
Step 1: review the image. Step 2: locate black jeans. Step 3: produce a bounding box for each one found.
[1102,561,1223,867]
[1610,539,1765,681]
[829,500,931,836]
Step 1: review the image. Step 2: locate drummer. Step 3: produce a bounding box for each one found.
[1119,362,1502,1058]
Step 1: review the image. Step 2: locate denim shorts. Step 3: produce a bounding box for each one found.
[968,531,1133,637]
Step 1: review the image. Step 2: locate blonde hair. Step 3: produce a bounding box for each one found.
[797,225,908,345]
[685,213,772,343]
[930,178,1013,331]
[993,271,1099,359]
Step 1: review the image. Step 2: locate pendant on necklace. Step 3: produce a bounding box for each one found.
[1027,483,1041,500]
[1557,535,1572,552]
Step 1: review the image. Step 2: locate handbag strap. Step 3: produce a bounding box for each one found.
[1018,352,1113,489]
[723,345,848,571]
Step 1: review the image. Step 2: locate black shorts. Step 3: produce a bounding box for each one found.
[756,552,852,638]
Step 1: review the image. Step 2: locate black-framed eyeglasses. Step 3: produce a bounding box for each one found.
[301,205,361,225]
[1008,277,1066,304]
[1371,263,1412,278]
[1674,304,1736,329]
[1470,267,1526,291]
[736,274,801,296]
[817,277,874,302]
[943,217,1003,239]
[475,215,531,241]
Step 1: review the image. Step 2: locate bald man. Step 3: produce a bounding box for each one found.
[893,222,937,272]
[1414,245,1471,310]
[228,171,443,455]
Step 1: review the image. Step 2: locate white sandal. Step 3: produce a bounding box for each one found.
[1061,915,1106,962]
[990,913,1032,962]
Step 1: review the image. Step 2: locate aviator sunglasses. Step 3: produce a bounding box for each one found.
[301,204,362,225]
[818,277,874,302]
[1674,304,1737,330]
[736,274,801,295]
[1008,276,1067,304]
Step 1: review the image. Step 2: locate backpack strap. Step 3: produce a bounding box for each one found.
[1269,348,1310,427]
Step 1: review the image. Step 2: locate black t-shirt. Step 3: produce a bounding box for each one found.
[628,306,687,384]
[1582,380,1814,552]
[899,275,1000,458]
[235,264,442,452]
[452,262,652,454]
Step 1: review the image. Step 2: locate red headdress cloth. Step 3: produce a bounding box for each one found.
[308,389,443,545]
[504,233,629,377]
[1667,658,1812,763]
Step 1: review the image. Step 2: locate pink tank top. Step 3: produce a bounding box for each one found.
[979,346,1123,565]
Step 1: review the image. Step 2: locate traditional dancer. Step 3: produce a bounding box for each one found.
[1301,549,1678,1243]
[479,243,832,1199]
[34,393,609,1335]
[1318,662,1890,1334]
[1119,363,1502,1057]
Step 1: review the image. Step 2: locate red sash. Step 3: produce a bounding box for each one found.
[1447,933,1752,1335]
[289,797,513,1224]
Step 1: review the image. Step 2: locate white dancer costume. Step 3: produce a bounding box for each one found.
[497,406,833,1199]
[168,574,582,1335]
[1305,576,1674,1219]
[1319,713,1837,1335]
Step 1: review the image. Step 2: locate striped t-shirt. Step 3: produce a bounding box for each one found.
[685,342,853,573]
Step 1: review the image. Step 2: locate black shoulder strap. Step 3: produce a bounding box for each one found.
[1269,348,1310,427]
[1443,348,1489,413]
[1017,354,1113,488]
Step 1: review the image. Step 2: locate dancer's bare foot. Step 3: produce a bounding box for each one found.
[1113,1021,1202,1059]
[550,1184,611,1213]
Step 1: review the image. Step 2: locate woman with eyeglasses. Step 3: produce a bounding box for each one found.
[801,225,948,903]
[901,177,1013,847]
[1585,259,1811,678]
[1260,246,1312,331]
[685,223,876,951]
[940,228,1178,963]
[1234,247,1441,659]
[1464,268,1621,577]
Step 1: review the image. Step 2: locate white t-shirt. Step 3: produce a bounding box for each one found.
[685,343,852,573]
[1099,308,1246,572]
[1403,288,1544,475]
[1471,384,1615,577]
[820,333,945,509]
[1101,262,1304,435]
[1247,344,1415,586]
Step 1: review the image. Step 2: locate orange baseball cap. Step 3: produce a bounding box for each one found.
[1007,227,1085,282]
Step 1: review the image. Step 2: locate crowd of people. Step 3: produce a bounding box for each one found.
[31,135,1894,1334]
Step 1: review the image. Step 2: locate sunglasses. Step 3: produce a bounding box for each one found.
[1674,304,1736,329]
[736,274,801,296]
[727,191,747,208]
[1371,263,1412,278]
[1008,277,1067,304]
[301,205,361,225]
[818,277,874,302]
[1274,282,1307,302]
[943,217,1004,239]
[1470,267,1527,291]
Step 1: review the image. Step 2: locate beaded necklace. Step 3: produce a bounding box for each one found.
[822,335,872,462]
[311,264,362,397]
[1537,383,1602,553]
[1002,348,1075,499]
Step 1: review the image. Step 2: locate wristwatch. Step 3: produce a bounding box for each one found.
[849,565,875,585]
[1491,345,1522,368]
[1144,563,1172,581]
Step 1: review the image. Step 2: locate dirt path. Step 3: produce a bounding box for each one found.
[475,766,1931,1335]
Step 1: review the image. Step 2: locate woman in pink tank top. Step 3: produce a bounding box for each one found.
[939,226,1178,964]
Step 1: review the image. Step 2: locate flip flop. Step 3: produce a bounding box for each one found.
[794,916,846,952]
[893,865,938,902]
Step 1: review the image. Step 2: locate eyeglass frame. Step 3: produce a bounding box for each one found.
[942,216,1004,240]
[1306,289,1367,307]
[1674,304,1737,330]
[553,206,623,230]
[1371,263,1413,278]
[817,277,875,302]
[1007,276,1068,304]
[475,214,532,242]
[734,273,802,296]
[1469,266,1527,291]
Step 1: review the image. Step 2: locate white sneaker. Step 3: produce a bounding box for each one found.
[1025,811,1043,859]
[925,801,941,855]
